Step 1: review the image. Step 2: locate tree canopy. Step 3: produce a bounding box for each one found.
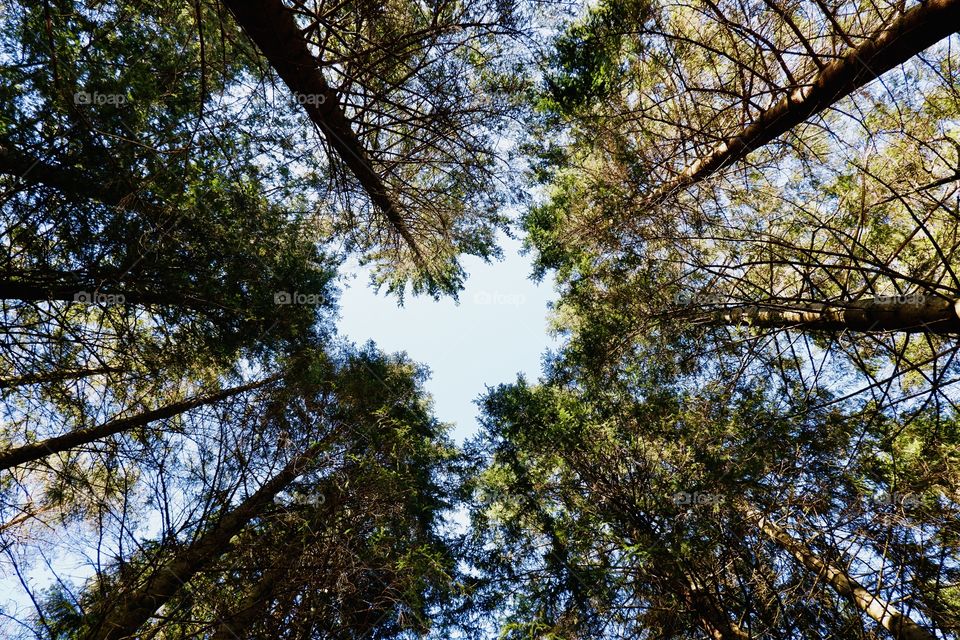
[1,0,958,638]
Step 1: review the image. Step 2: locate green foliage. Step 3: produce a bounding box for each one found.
[543,0,649,114]
[4,0,960,638]
[32,343,465,639]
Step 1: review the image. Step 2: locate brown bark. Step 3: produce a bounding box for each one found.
[0,141,153,211]
[84,439,331,640]
[0,277,216,310]
[0,376,279,470]
[210,487,337,640]
[708,297,960,334]
[222,0,424,263]
[646,0,960,204]
[0,367,122,390]
[743,505,936,640]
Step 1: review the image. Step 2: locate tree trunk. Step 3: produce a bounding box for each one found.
[646,0,960,204]
[0,376,279,470]
[707,297,960,334]
[0,276,215,310]
[83,438,332,640]
[0,142,137,207]
[742,505,936,640]
[221,0,423,263]
[210,486,338,640]
[0,367,122,390]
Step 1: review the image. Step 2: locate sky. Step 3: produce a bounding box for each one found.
[336,234,558,443]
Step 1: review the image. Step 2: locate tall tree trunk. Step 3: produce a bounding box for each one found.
[0,276,216,310]
[646,0,960,204]
[0,141,139,208]
[0,376,279,470]
[83,438,332,640]
[0,367,122,390]
[705,297,960,334]
[741,504,936,640]
[221,0,424,263]
[210,486,338,640]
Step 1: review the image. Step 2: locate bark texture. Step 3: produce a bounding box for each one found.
[709,297,960,334]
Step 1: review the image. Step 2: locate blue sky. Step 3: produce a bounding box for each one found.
[336,234,558,443]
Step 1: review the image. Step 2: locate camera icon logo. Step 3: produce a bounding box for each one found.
[274,291,292,305]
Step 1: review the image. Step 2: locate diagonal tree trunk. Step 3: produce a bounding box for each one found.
[704,297,960,334]
[210,484,339,640]
[0,276,217,311]
[83,438,332,640]
[646,0,960,204]
[741,504,936,640]
[0,375,279,470]
[222,0,424,264]
[0,367,122,390]
[0,142,140,208]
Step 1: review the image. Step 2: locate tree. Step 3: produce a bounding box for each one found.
[525,0,960,431]
[740,502,935,640]
[0,2,520,636]
[222,0,527,296]
[19,345,462,640]
[0,0,339,386]
[468,357,958,638]
[642,0,960,206]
